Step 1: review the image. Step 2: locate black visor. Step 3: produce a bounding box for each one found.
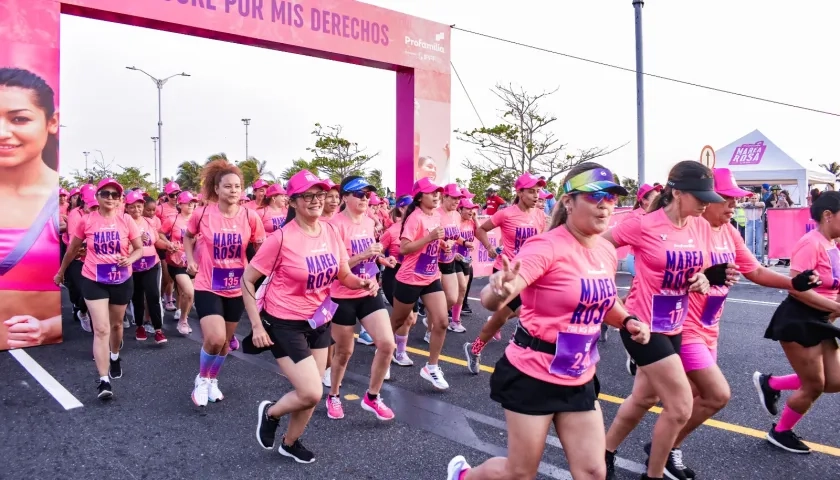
[668,178,724,204]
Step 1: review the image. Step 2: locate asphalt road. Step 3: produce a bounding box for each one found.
[2,273,839,480]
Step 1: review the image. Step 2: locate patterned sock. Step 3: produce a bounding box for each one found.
[471,338,486,355]
[768,374,801,391]
[395,335,408,355]
[208,354,227,379]
[775,404,805,432]
[199,348,217,378]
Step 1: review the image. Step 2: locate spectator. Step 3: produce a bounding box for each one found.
[484,185,506,215]
[761,183,772,203]
[810,188,821,206]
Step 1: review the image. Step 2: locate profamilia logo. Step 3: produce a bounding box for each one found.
[404,32,446,53]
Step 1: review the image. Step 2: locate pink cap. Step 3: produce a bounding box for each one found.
[266,183,287,197]
[68,187,80,197]
[461,188,476,199]
[713,168,751,198]
[411,177,443,197]
[369,193,384,205]
[83,191,98,209]
[637,183,663,202]
[253,179,269,190]
[458,198,479,209]
[286,170,329,196]
[80,184,96,196]
[59,188,69,196]
[442,183,464,198]
[514,172,546,190]
[322,178,339,191]
[538,189,554,200]
[96,178,124,194]
[164,181,181,195]
[177,191,197,204]
[125,191,145,205]
[240,193,250,201]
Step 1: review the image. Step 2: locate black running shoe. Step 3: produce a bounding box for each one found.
[766,424,810,454]
[256,401,280,450]
[644,443,693,479]
[278,436,315,463]
[605,450,617,480]
[462,302,472,314]
[109,358,122,379]
[752,371,781,416]
[97,380,113,400]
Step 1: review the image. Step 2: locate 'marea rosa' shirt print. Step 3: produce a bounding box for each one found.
[305,253,338,291]
[513,226,538,254]
[93,231,121,254]
[213,232,243,260]
[662,247,704,291]
[570,278,617,327]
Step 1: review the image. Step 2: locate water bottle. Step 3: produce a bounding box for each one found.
[495,246,504,255]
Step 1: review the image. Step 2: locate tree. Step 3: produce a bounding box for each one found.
[59,176,73,190]
[620,177,639,206]
[367,168,384,194]
[457,167,507,206]
[238,157,275,187]
[306,123,379,183]
[113,166,154,192]
[175,161,203,192]
[455,83,625,194]
[281,158,321,181]
[820,161,840,181]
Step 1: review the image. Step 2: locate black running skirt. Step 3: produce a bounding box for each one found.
[764,295,840,348]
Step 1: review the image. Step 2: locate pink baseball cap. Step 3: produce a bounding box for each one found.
[369,193,384,205]
[411,177,443,197]
[286,170,330,196]
[266,183,287,197]
[637,183,663,202]
[177,191,197,204]
[442,183,464,198]
[240,193,250,201]
[97,178,124,194]
[59,187,69,196]
[164,181,181,195]
[253,179,269,190]
[538,189,554,200]
[80,184,96,196]
[461,188,476,199]
[514,173,546,190]
[124,191,145,205]
[83,191,99,209]
[322,178,339,191]
[68,187,80,197]
[459,198,479,209]
[713,168,751,198]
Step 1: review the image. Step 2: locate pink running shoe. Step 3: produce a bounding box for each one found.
[229,335,240,351]
[361,393,394,421]
[326,395,344,419]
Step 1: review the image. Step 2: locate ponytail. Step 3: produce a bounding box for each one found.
[399,194,423,239]
[648,187,673,212]
[284,204,297,225]
[513,195,520,205]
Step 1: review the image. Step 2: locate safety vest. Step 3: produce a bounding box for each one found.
[733,207,747,227]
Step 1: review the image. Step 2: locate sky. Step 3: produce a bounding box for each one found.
[58,0,840,192]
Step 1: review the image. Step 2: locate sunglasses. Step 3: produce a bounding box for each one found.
[578,191,618,204]
[98,190,121,200]
[168,192,180,199]
[348,190,372,200]
[295,191,327,203]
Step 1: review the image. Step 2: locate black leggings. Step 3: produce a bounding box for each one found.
[463,267,474,308]
[66,259,88,314]
[132,263,163,330]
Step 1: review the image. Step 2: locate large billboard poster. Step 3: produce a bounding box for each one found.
[0,0,63,350]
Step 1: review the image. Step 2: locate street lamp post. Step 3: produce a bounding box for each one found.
[82,151,90,176]
[126,66,190,189]
[632,0,646,184]
[151,137,159,186]
[241,118,251,161]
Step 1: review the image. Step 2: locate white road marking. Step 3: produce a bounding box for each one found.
[9,349,83,410]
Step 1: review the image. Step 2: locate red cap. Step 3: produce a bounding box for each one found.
[514,173,546,190]
[411,177,443,197]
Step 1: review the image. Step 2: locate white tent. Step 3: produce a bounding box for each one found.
[714,129,834,205]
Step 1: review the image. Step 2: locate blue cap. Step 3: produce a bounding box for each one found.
[762,183,770,189]
[342,177,375,193]
[396,195,413,208]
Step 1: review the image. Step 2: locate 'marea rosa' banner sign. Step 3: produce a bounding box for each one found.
[766,208,815,259]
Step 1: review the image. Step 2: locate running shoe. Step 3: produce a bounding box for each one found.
[600,323,610,342]
[487,316,501,341]
[322,367,332,388]
[154,330,168,344]
[357,329,374,346]
[174,308,181,320]
[752,371,781,416]
[644,442,694,480]
[144,323,155,335]
[605,450,616,480]
[420,365,449,390]
[208,379,224,402]
[361,393,395,421]
[448,321,466,333]
[447,455,471,480]
[177,321,190,336]
[97,379,113,400]
[229,336,240,352]
[463,342,481,375]
[766,424,810,454]
[256,400,279,450]
[462,303,473,314]
[418,301,426,317]
[77,310,92,333]
[109,358,122,379]
[326,395,344,419]
[278,437,315,464]
[422,316,429,328]
[164,300,177,312]
[135,326,147,342]
[423,331,431,344]
[123,317,130,329]
[192,376,210,407]
[384,366,391,381]
[392,351,413,366]
[626,353,637,376]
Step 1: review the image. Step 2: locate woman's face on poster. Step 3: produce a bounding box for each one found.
[0,86,58,168]
[417,156,437,182]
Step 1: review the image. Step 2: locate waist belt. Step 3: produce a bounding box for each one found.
[512,324,556,355]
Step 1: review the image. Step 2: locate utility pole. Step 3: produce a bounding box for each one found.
[633,0,646,184]
[83,151,90,177]
[151,137,159,186]
[241,118,251,161]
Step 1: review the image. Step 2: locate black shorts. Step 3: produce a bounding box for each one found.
[622,330,682,366]
[157,248,167,261]
[167,264,195,279]
[263,312,332,363]
[454,260,472,275]
[393,279,443,305]
[81,277,134,305]
[490,354,600,416]
[194,290,245,323]
[765,296,840,348]
[332,295,386,326]
[439,261,456,275]
[492,267,522,312]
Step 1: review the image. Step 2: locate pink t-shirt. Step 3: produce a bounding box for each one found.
[626,207,647,256]
[187,204,266,297]
[506,227,618,386]
[63,208,83,246]
[396,208,442,286]
[156,202,177,222]
[165,214,191,267]
[258,206,288,233]
[329,212,378,299]
[790,229,840,301]
[610,208,713,335]
[131,216,161,272]
[457,218,477,260]
[250,220,348,321]
[73,211,141,284]
[489,205,546,270]
[437,207,462,264]
[380,221,402,263]
[683,222,761,348]
[244,200,260,210]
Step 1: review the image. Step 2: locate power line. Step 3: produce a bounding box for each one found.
[450,25,840,118]
[450,60,485,127]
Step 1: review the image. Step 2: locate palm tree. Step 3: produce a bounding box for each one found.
[175,161,203,192]
[367,168,384,192]
[281,158,320,181]
[620,177,639,207]
[820,161,840,181]
[206,152,229,164]
[238,157,275,187]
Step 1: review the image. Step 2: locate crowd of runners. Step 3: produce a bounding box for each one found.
[52,158,840,480]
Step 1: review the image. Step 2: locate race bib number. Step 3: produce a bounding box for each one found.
[549,332,600,377]
[211,267,244,291]
[351,261,377,279]
[651,294,689,333]
[700,295,727,327]
[96,263,129,285]
[132,255,157,272]
[307,297,338,329]
[414,253,438,276]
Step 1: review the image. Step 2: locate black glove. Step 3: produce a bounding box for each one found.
[704,263,729,287]
[792,269,821,292]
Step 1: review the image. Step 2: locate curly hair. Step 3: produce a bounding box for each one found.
[200,159,243,203]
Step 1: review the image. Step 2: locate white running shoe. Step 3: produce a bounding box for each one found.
[77,310,92,333]
[423,331,431,344]
[208,379,224,402]
[177,321,190,336]
[420,364,449,390]
[144,323,155,334]
[447,321,466,333]
[322,367,332,388]
[174,308,181,320]
[122,317,130,329]
[447,455,471,480]
[192,376,210,407]
[384,366,391,381]
[392,351,414,366]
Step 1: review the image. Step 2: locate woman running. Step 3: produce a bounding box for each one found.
[157,181,180,312]
[451,197,479,332]
[65,187,96,332]
[465,173,547,374]
[243,170,378,463]
[124,191,167,344]
[321,179,340,221]
[164,191,198,335]
[603,161,730,480]
[460,188,478,314]
[257,183,288,233]
[753,191,840,454]
[185,159,266,407]
[447,163,650,480]
[245,179,269,210]
[324,175,397,421]
[390,177,451,389]
[55,178,144,400]
[380,195,418,366]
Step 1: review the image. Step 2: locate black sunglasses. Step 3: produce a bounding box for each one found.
[348,191,372,200]
[168,192,180,198]
[98,190,120,200]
